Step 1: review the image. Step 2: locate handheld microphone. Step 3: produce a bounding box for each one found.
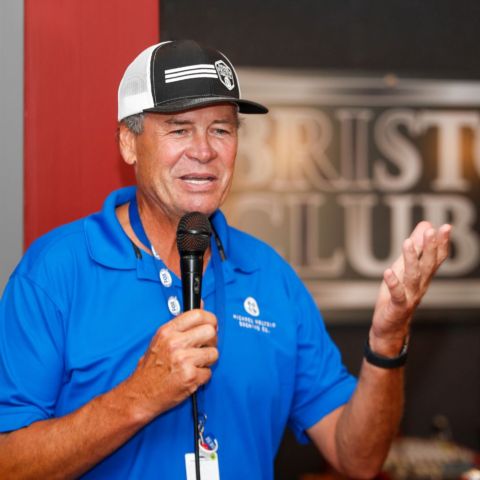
[176,212,212,311]
[176,212,212,480]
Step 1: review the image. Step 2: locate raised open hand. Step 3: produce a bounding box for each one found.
[370,221,451,354]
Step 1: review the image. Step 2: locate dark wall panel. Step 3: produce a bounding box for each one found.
[161,0,480,78]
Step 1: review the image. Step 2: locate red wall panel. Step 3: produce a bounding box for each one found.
[24,0,159,247]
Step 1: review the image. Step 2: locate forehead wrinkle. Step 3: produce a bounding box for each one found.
[164,118,193,125]
[212,118,237,124]
[163,117,238,126]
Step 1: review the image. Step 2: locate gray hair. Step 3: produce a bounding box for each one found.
[121,113,145,135]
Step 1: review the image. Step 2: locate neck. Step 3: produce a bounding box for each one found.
[138,194,179,259]
[116,193,211,277]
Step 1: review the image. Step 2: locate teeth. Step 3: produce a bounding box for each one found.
[185,178,210,185]
[183,178,211,185]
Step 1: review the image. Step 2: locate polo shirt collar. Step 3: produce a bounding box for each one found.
[209,210,259,278]
[84,187,260,277]
[85,186,138,270]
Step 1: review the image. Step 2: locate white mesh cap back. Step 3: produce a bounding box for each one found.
[117,42,171,121]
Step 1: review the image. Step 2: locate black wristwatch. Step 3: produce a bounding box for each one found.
[364,338,408,369]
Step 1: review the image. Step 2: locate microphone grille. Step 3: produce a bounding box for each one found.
[176,212,212,255]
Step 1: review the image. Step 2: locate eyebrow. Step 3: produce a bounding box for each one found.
[164,119,193,126]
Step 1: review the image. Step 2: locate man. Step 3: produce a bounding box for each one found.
[0,40,450,479]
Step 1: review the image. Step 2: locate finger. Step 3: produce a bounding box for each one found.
[384,268,406,305]
[195,367,213,388]
[191,346,219,368]
[151,322,217,354]
[419,228,438,276]
[173,347,219,371]
[172,309,217,332]
[402,238,421,292]
[409,221,433,256]
[181,323,218,349]
[389,221,433,277]
[149,314,217,353]
[436,224,452,266]
[174,360,214,396]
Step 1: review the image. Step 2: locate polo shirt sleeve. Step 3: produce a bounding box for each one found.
[0,273,65,432]
[287,277,357,444]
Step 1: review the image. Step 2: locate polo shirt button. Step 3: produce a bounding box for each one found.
[167,296,181,316]
[159,268,172,287]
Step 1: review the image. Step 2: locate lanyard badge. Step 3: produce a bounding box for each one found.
[198,413,219,459]
[185,413,220,480]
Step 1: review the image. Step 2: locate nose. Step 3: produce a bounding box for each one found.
[185,131,216,163]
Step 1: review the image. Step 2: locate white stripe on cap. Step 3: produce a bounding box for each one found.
[166,68,218,79]
[165,73,218,83]
[165,63,216,74]
[164,63,218,83]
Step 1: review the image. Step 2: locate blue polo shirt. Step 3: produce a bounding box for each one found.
[0,187,356,479]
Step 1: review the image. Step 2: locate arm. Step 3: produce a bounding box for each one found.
[308,221,451,478]
[0,309,218,479]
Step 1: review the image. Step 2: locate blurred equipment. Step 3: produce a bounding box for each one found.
[383,436,477,480]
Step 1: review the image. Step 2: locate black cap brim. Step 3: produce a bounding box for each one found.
[143,96,268,114]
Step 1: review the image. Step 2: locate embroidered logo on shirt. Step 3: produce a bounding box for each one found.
[243,296,260,317]
[232,297,276,334]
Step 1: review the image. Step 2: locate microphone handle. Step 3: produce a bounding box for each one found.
[180,254,204,311]
[179,253,204,480]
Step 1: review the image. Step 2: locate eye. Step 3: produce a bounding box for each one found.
[170,128,188,136]
[212,127,231,136]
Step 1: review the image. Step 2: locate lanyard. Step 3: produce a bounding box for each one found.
[128,195,226,473]
[128,194,226,361]
[128,195,152,251]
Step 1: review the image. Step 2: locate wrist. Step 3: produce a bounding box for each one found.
[364,333,409,369]
[368,330,408,357]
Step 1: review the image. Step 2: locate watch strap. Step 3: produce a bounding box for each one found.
[364,338,408,369]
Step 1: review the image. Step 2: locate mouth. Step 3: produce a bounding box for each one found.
[180,174,217,186]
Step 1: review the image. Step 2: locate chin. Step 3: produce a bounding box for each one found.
[179,200,220,217]
[187,206,216,217]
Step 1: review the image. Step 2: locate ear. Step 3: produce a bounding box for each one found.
[118,123,138,166]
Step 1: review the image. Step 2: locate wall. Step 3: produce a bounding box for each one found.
[23,0,159,247]
[0,0,23,292]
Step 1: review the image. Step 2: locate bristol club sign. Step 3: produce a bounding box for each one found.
[224,70,480,312]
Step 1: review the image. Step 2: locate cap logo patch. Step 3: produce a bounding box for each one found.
[215,60,235,91]
[164,64,218,83]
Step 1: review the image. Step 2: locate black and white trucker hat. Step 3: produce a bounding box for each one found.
[118,40,268,121]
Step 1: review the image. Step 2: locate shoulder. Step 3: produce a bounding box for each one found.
[10,219,90,301]
[0,217,91,316]
[11,187,136,284]
[223,220,307,297]
[16,219,87,274]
